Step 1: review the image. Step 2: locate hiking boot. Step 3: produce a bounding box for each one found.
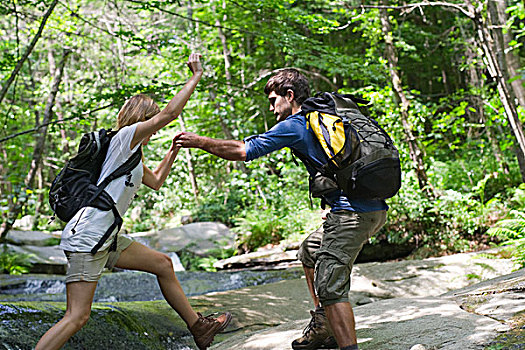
[292,309,338,350]
[189,311,232,350]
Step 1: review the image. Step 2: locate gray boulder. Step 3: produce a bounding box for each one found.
[5,230,60,247]
[5,244,66,274]
[140,222,235,256]
[211,268,524,350]
[211,296,510,350]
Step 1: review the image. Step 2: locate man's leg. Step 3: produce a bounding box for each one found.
[293,226,336,349]
[297,225,323,309]
[303,265,320,308]
[315,210,387,349]
[324,302,357,348]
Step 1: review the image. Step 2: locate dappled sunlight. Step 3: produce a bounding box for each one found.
[243,329,302,349]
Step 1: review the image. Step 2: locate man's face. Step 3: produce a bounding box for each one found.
[268,90,293,122]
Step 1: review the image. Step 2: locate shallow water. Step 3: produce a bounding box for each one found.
[0,267,304,302]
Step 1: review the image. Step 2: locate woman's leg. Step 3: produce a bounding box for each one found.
[114,241,198,327]
[35,281,97,350]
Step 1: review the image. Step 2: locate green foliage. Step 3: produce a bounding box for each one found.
[487,210,525,268]
[1,0,524,260]
[0,249,33,275]
[179,246,237,272]
[234,209,286,251]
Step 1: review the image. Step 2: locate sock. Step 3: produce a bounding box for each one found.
[340,345,358,350]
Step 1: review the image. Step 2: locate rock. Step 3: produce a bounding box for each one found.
[214,247,300,270]
[0,300,217,350]
[443,268,525,324]
[0,268,305,302]
[13,215,35,230]
[136,222,235,256]
[349,249,516,299]
[5,244,66,274]
[409,345,429,350]
[0,256,520,349]
[181,215,194,225]
[5,230,60,247]
[210,280,516,350]
[212,296,509,349]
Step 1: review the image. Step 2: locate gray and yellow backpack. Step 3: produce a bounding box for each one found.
[298,92,401,201]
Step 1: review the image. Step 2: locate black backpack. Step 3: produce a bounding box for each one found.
[49,129,142,254]
[298,92,401,201]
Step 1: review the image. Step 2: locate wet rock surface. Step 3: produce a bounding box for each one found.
[0,268,304,302]
[0,249,520,349]
[210,268,525,350]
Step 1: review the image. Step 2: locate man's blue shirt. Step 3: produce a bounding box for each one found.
[244,113,388,212]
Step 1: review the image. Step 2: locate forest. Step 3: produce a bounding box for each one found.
[1,0,524,272]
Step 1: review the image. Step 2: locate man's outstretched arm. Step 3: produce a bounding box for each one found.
[174,131,246,161]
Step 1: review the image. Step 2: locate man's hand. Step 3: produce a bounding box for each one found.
[174,131,246,161]
[174,131,203,148]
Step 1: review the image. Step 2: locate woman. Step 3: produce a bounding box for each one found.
[36,53,231,350]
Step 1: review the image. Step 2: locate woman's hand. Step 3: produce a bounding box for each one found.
[187,53,203,76]
[170,132,183,152]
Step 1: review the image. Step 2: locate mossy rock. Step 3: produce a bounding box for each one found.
[0,300,228,349]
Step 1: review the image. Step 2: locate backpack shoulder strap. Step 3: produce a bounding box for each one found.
[99,147,142,187]
[87,147,143,205]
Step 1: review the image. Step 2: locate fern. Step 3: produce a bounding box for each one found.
[487,210,525,268]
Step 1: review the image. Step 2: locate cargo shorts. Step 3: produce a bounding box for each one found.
[297,210,387,306]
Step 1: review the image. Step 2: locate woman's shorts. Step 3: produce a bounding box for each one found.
[64,234,134,284]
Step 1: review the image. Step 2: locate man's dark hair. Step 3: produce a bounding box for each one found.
[264,68,311,105]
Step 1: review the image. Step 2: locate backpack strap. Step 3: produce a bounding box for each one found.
[86,147,143,206]
[88,147,143,254]
[90,205,123,254]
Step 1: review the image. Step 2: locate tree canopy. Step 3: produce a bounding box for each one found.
[1,0,524,266]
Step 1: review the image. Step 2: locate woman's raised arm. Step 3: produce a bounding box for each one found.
[130,53,203,150]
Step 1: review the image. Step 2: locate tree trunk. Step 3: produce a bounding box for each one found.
[379,3,434,197]
[467,1,525,181]
[0,50,70,240]
[179,113,200,203]
[0,0,59,105]
[462,31,511,174]
[213,0,247,173]
[487,0,525,106]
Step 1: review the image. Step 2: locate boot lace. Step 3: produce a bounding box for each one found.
[302,311,319,336]
[198,312,220,325]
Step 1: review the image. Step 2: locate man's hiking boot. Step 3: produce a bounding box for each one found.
[189,311,232,350]
[292,309,338,350]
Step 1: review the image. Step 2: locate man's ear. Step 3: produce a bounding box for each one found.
[286,89,295,102]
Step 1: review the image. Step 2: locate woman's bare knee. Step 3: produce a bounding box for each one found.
[63,309,91,331]
[153,253,174,276]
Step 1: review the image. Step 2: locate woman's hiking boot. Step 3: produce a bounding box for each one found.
[291,309,338,349]
[189,311,232,350]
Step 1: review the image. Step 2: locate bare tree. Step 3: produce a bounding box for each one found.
[488,0,525,106]
[379,2,434,197]
[0,0,59,105]
[466,0,525,181]
[352,1,525,181]
[179,113,200,203]
[0,50,71,240]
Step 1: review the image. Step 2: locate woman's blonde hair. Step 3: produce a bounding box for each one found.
[116,94,160,129]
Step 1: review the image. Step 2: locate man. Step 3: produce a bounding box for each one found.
[175,69,388,350]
